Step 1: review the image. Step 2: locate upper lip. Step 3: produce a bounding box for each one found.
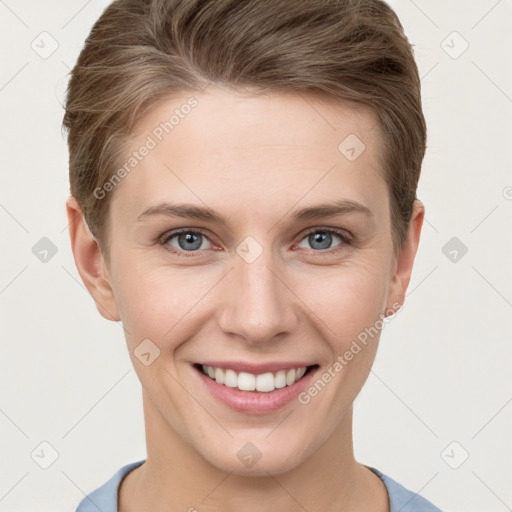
[196,361,316,374]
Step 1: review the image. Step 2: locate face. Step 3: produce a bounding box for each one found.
[73,86,421,476]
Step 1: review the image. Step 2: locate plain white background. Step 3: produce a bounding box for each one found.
[0,1,511,511]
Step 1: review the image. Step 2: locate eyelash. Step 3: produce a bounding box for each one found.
[159,227,353,258]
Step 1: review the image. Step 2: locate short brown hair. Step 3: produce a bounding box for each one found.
[62,0,426,261]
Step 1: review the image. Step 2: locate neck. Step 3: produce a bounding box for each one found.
[119,392,389,512]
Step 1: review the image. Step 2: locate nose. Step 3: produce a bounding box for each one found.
[217,246,298,346]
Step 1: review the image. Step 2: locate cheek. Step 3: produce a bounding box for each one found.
[111,259,206,351]
[292,267,389,428]
[112,243,391,357]
[299,260,390,347]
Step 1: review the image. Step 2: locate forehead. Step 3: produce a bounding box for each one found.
[110,87,387,223]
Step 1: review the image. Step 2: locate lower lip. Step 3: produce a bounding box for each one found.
[194,365,318,414]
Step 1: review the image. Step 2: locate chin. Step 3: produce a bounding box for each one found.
[197,432,315,476]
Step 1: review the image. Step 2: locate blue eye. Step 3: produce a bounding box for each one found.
[160,227,352,257]
[162,230,213,255]
[297,228,352,251]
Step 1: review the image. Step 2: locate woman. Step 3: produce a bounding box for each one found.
[63,0,443,510]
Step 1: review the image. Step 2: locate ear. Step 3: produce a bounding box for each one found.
[65,196,120,322]
[385,199,425,314]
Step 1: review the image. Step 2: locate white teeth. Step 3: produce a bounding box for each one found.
[274,370,287,389]
[214,367,224,385]
[296,367,307,380]
[224,369,238,388]
[200,365,309,392]
[237,372,256,391]
[256,372,274,392]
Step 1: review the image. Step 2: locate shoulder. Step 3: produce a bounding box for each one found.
[75,460,146,512]
[368,466,444,512]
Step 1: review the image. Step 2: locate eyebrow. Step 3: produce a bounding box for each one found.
[134,199,374,224]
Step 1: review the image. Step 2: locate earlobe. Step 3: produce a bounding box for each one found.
[385,199,425,314]
[65,196,120,322]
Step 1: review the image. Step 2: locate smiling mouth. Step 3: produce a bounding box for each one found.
[194,364,318,393]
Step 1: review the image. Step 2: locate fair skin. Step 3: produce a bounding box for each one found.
[66,86,424,512]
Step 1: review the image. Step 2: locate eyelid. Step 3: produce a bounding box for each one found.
[159,226,353,256]
[160,228,216,252]
[300,226,352,242]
